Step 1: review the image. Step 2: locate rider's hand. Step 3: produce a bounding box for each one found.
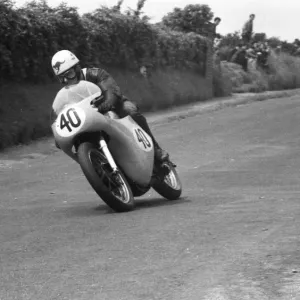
[91,95,104,108]
[98,102,112,114]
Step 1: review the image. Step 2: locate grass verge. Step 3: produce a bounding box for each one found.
[220,51,300,93]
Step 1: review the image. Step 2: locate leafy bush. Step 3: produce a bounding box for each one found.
[212,57,232,97]
[161,4,214,36]
[0,0,210,83]
[267,52,300,90]
[0,0,88,82]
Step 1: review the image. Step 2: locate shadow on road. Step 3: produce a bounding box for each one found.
[61,196,190,217]
[134,196,190,210]
[59,201,111,218]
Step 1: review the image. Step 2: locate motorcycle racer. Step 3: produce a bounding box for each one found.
[51,50,169,163]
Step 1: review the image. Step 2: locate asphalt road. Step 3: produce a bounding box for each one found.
[1,95,300,300]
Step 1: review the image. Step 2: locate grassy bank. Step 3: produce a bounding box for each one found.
[0,1,210,82]
[0,67,212,150]
[220,51,300,93]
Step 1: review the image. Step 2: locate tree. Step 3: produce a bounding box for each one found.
[134,0,146,17]
[267,37,281,48]
[281,41,296,54]
[218,31,241,48]
[162,4,214,35]
[124,0,149,20]
[112,0,124,12]
[293,39,300,46]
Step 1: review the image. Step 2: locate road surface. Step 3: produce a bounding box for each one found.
[1,95,300,300]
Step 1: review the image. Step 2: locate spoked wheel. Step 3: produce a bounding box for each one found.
[77,142,135,212]
[152,161,182,200]
[89,150,131,204]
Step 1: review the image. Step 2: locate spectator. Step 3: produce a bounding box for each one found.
[246,43,257,59]
[213,49,222,72]
[256,43,269,71]
[252,42,259,51]
[229,43,242,61]
[242,14,255,44]
[246,43,257,69]
[231,44,248,72]
[263,42,270,51]
[213,17,222,39]
[140,66,148,78]
[213,37,221,50]
[139,63,154,79]
[294,47,300,57]
[275,45,282,55]
[292,41,300,55]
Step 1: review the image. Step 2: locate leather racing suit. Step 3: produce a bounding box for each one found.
[80,67,168,162]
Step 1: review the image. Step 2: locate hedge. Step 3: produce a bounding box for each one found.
[0,0,211,83]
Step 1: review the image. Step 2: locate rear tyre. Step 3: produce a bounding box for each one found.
[152,161,182,200]
[77,142,135,212]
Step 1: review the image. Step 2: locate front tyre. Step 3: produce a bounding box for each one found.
[77,142,135,212]
[152,161,182,200]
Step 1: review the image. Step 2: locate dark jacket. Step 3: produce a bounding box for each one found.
[231,49,248,71]
[229,47,239,61]
[242,20,253,35]
[81,67,123,113]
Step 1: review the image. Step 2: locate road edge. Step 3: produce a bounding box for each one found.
[1,89,300,155]
[146,89,300,126]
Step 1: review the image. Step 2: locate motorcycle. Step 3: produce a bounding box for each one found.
[50,80,182,212]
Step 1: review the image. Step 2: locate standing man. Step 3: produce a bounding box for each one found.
[242,14,255,44]
[213,17,222,40]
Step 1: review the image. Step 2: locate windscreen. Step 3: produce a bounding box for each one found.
[51,81,101,122]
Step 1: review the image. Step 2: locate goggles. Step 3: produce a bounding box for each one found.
[58,68,76,82]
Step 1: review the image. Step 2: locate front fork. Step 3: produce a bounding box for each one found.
[99,136,118,173]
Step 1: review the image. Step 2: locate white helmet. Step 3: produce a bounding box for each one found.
[51,50,79,76]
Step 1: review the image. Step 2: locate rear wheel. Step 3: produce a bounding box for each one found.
[77,142,135,212]
[152,161,182,200]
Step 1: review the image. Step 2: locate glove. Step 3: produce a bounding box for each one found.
[98,101,112,114]
[97,90,113,113]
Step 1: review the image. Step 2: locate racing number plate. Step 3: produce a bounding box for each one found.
[133,128,153,152]
[56,107,86,137]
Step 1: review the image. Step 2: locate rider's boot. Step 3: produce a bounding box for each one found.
[130,112,169,163]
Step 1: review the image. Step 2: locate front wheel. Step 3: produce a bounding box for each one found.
[77,142,135,212]
[152,161,182,200]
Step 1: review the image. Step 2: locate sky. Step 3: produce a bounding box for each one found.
[13,0,300,42]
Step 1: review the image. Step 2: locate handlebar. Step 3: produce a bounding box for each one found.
[90,95,104,108]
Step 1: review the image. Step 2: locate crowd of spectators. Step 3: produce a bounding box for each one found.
[229,41,270,72]
[213,13,271,73]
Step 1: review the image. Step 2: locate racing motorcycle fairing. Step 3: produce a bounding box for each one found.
[51,81,154,186]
